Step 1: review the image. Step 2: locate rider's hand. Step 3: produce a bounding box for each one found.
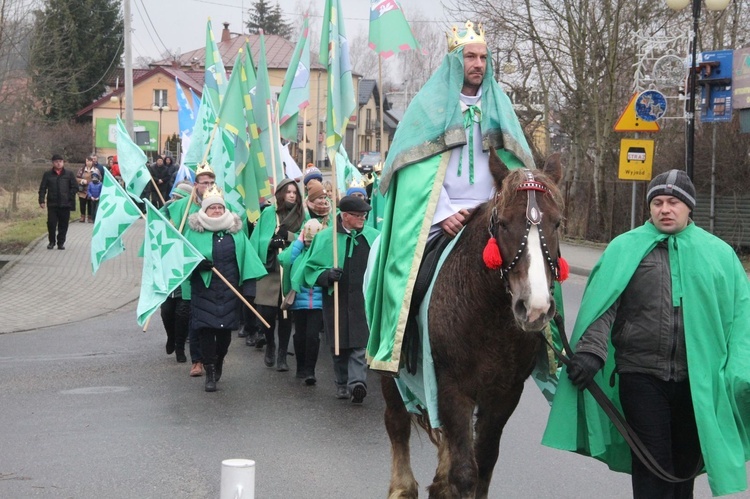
[440,208,471,238]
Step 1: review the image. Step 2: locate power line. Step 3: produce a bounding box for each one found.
[132,0,166,56]
[137,0,173,56]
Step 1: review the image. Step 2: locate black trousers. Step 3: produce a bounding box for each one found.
[258,303,292,353]
[292,309,322,376]
[160,297,190,353]
[47,206,71,245]
[198,328,231,366]
[619,373,701,499]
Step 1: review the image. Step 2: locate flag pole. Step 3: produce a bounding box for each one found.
[177,120,220,233]
[330,150,340,356]
[266,102,279,192]
[302,108,308,168]
[379,56,385,158]
[149,177,166,206]
[212,267,271,329]
[272,101,289,319]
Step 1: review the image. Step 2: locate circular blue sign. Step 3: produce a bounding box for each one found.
[635,90,667,122]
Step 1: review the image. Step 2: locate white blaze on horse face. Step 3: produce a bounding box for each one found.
[524,225,551,323]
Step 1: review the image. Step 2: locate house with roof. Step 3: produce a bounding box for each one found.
[356,79,396,162]
[76,23,375,169]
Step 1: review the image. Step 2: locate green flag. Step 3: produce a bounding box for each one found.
[368,0,421,59]
[183,89,218,171]
[136,200,204,326]
[115,115,151,200]
[368,172,385,230]
[253,33,284,189]
[278,16,310,142]
[91,169,143,274]
[320,0,356,156]
[213,51,251,216]
[238,43,271,220]
[204,18,228,108]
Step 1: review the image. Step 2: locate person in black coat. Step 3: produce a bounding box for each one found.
[38,154,77,250]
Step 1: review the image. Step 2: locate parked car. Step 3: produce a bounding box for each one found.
[357,152,381,174]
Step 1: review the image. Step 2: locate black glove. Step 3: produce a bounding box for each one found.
[567,352,604,390]
[196,259,213,271]
[269,237,286,249]
[274,225,289,241]
[326,267,343,285]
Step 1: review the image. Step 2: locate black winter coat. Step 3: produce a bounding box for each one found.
[38,168,77,208]
[190,233,240,330]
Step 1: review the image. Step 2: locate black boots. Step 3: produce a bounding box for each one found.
[264,344,276,367]
[215,357,224,382]
[204,364,217,392]
[276,350,289,372]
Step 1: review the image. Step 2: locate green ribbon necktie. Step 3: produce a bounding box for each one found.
[457,105,481,185]
[345,230,360,258]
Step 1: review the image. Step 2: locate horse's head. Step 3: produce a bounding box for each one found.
[487,152,564,332]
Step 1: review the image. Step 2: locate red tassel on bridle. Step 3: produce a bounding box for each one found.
[483,237,502,269]
[557,256,570,282]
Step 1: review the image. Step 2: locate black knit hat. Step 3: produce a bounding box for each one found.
[646,169,696,210]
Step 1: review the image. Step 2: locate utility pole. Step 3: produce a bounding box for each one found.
[124,0,134,137]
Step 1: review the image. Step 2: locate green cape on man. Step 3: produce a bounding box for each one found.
[542,222,750,497]
[364,45,535,373]
[298,222,379,293]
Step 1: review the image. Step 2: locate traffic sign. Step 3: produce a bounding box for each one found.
[614,93,661,132]
[618,139,654,181]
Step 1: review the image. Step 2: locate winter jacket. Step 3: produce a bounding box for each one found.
[38,167,77,208]
[574,241,688,382]
[284,239,323,310]
[75,165,95,199]
[87,182,102,199]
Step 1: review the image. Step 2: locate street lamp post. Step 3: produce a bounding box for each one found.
[110,95,123,116]
[151,102,170,155]
[666,0,731,180]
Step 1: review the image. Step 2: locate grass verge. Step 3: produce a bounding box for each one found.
[0,189,51,254]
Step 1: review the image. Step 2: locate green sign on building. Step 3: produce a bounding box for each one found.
[95,118,159,151]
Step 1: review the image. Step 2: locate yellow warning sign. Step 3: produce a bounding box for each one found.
[613,93,660,132]
[619,139,654,181]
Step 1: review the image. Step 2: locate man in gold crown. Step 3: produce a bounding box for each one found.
[166,162,216,230]
[365,21,536,374]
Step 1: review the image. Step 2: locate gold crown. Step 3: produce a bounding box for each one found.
[195,162,215,178]
[203,184,224,200]
[348,179,365,189]
[446,21,486,52]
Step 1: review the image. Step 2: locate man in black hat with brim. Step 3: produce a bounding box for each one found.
[38,154,77,250]
[298,195,380,404]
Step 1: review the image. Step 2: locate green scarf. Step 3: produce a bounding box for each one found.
[542,222,750,496]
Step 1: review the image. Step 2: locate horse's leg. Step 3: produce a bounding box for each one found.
[428,384,476,499]
[473,384,525,499]
[381,376,419,499]
[427,434,451,498]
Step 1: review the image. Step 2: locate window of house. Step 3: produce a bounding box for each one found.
[154,89,168,107]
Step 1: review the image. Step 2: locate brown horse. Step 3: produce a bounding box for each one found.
[382,151,564,499]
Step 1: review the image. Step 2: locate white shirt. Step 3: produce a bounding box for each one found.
[429,90,494,240]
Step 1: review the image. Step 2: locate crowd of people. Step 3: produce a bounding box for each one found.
[157,163,381,402]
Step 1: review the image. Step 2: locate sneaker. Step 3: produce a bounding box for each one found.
[335,386,349,399]
[189,362,204,377]
[351,384,367,404]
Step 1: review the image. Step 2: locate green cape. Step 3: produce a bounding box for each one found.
[181,224,267,300]
[542,222,750,496]
[364,46,536,373]
[299,222,379,295]
[248,205,279,262]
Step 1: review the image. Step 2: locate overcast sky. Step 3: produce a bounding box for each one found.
[130,0,456,62]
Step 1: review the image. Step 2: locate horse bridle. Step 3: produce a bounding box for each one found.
[488,169,561,283]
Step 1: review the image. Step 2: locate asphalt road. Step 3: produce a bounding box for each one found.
[0,275,729,498]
